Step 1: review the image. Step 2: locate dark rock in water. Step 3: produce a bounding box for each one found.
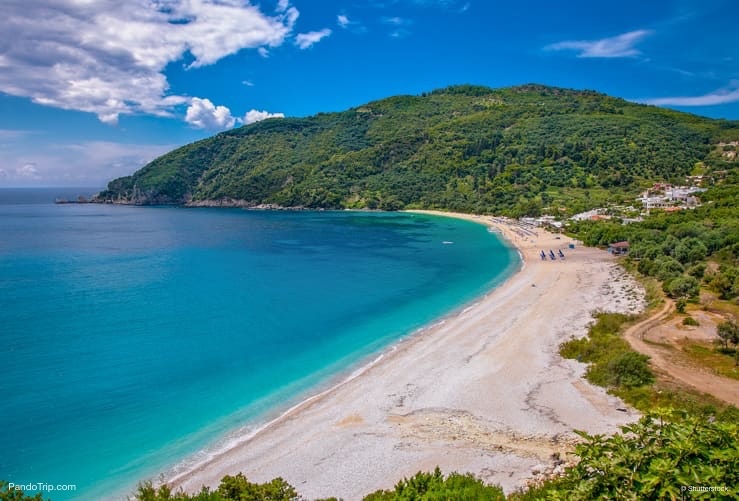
[184,198,306,210]
[55,195,90,204]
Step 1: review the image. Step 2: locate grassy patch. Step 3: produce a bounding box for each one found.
[560,313,655,388]
[682,315,700,326]
[561,312,739,422]
[700,291,739,317]
[613,379,739,422]
[678,341,739,381]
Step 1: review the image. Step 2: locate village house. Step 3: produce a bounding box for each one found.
[608,241,630,255]
[636,185,705,211]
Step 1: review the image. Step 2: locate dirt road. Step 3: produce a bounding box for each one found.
[623,299,739,407]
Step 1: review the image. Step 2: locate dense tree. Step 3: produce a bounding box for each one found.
[95,84,735,216]
[707,265,739,300]
[664,275,700,299]
[674,237,708,264]
[655,257,684,281]
[716,320,739,351]
[575,168,738,304]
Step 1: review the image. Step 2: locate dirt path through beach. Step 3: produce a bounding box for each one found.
[623,299,739,407]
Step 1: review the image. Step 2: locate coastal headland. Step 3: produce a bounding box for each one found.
[167,210,645,499]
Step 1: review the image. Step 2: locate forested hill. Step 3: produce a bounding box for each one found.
[95,84,738,215]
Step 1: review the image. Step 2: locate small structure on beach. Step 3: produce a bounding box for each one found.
[608,241,630,255]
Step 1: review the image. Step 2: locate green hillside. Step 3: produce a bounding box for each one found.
[95,84,738,214]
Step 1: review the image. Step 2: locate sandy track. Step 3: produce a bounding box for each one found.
[623,299,739,407]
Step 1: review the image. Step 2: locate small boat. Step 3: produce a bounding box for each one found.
[442,241,454,245]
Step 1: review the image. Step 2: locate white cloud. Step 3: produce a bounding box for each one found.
[185,101,285,130]
[258,47,270,58]
[381,16,413,37]
[336,13,366,33]
[242,80,255,87]
[643,81,739,106]
[0,141,177,187]
[295,29,333,49]
[243,109,285,124]
[276,0,290,13]
[0,129,32,140]
[382,16,412,26]
[17,163,40,179]
[544,30,652,58]
[408,0,463,7]
[185,98,237,130]
[0,1,300,124]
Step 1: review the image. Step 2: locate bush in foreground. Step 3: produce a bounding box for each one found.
[1,481,46,501]
[135,474,305,501]
[4,414,738,500]
[131,469,503,501]
[364,468,505,500]
[513,410,738,500]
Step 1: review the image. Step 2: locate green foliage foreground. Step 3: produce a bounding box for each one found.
[364,468,505,500]
[5,413,736,500]
[132,414,738,500]
[513,410,738,501]
[131,469,505,501]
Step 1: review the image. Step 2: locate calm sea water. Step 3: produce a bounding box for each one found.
[0,188,518,500]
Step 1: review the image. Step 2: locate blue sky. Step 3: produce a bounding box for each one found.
[1,0,737,187]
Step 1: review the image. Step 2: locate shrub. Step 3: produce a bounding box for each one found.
[708,265,739,300]
[637,258,656,276]
[664,275,700,299]
[364,467,505,500]
[513,410,739,500]
[605,351,655,387]
[655,257,684,281]
[716,320,739,351]
[135,474,300,501]
[130,470,505,501]
[688,262,706,279]
[683,316,699,326]
[676,297,688,313]
[673,237,708,265]
[0,481,47,501]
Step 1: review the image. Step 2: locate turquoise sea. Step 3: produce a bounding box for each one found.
[0,188,518,500]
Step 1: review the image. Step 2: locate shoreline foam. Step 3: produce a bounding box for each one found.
[166,210,646,500]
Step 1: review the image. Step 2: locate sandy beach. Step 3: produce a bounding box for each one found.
[167,210,645,499]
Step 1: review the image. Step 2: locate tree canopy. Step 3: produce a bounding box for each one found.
[95,84,736,215]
